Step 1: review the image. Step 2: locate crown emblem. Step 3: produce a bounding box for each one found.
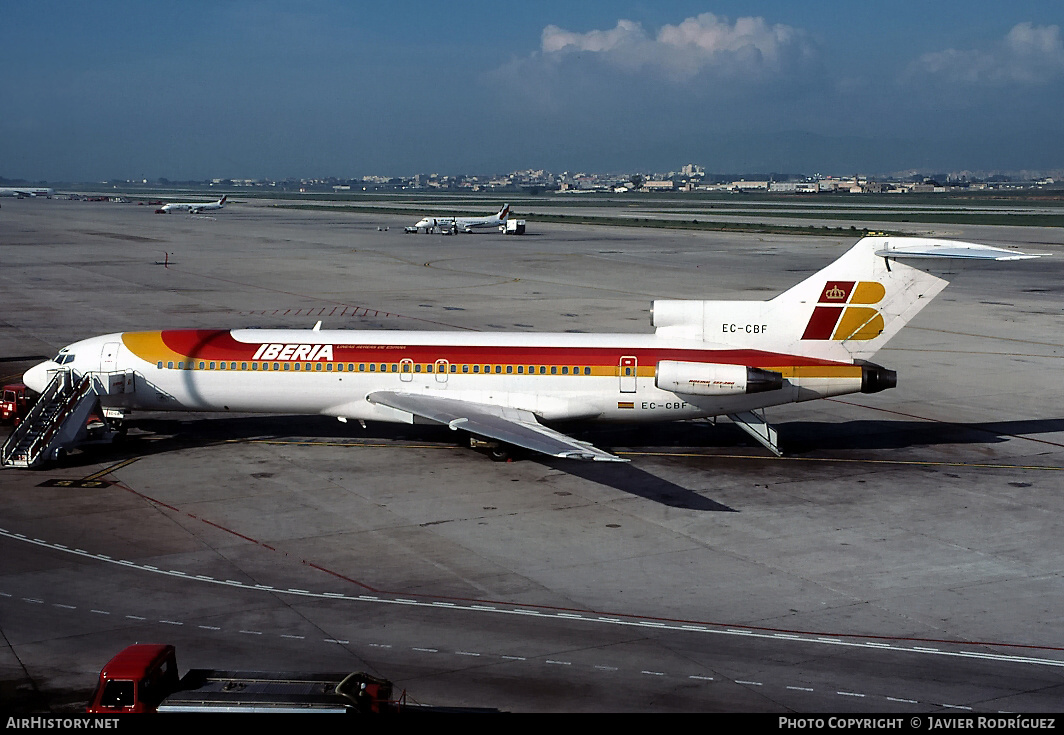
[824,285,846,301]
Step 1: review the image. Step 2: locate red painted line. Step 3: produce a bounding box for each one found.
[105,478,1063,655]
[162,264,478,330]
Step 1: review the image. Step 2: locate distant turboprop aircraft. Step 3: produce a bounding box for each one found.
[13,237,1039,465]
[156,195,227,214]
[409,203,509,233]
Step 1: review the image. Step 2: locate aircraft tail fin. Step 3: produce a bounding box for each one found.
[219,195,228,206]
[498,203,510,221]
[653,237,1039,363]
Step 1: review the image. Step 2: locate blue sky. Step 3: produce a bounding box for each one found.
[3,1,1063,181]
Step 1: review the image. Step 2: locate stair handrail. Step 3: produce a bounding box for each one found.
[1,370,71,465]
[21,374,94,464]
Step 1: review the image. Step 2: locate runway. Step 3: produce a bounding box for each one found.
[1,196,1061,712]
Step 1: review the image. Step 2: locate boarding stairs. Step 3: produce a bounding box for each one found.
[0,369,110,468]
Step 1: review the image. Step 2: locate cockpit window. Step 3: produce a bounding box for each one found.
[59,354,76,365]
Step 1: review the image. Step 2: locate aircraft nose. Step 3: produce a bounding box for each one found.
[23,360,55,393]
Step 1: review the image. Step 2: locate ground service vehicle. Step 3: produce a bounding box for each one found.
[86,644,402,713]
[1,383,31,425]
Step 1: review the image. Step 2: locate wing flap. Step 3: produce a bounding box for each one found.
[367,391,626,462]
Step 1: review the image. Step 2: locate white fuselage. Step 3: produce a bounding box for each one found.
[24,328,866,427]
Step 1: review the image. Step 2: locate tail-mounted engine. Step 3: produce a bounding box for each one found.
[655,361,783,396]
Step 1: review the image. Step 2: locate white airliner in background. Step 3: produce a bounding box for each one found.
[410,203,509,233]
[156,195,228,214]
[0,186,54,198]
[21,237,1037,462]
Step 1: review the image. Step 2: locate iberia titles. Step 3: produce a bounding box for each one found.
[252,343,335,361]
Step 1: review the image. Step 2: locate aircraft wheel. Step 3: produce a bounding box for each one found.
[488,445,511,462]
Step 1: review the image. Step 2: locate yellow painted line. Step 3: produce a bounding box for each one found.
[614,451,1063,471]
[82,457,141,481]
[226,439,1061,470]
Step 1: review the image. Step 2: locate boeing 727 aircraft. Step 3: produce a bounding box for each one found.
[156,195,228,214]
[17,237,1037,463]
[411,203,509,233]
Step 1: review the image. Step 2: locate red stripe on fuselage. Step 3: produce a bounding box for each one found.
[155,329,851,368]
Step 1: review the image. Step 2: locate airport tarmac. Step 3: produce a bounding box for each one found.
[1,197,1062,713]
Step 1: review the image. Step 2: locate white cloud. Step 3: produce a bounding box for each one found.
[540,13,815,82]
[913,22,1064,86]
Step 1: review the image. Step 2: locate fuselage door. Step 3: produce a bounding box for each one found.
[435,359,449,384]
[400,358,414,382]
[100,342,121,373]
[619,356,637,393]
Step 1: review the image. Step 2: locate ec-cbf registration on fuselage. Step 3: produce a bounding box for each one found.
[22,237,1037,461]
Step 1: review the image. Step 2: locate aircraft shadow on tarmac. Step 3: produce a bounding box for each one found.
[29,414,1062,512]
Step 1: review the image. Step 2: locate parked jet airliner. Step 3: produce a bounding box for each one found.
[411,204,509,233]
[156,196,228,214]
[21,237,1037,461]
[0,187,54,198]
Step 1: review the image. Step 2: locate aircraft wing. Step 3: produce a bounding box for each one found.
[366,391,627,462]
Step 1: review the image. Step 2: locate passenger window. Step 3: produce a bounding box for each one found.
[167,361,173,370]
[209,362,215,369]
[283,363,290,371]
[198,362,205,370]
[274,363,280,371]
[157,361,163,369]
[473,365,479,373]
[462,364,469,373]
[517,366,523,374]
[241,362,248,370]
[316,363,322,371]
[561,367,568,375]
[507,366,513,374]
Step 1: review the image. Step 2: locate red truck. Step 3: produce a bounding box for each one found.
[1,383,31,425]
[86,644,402,714]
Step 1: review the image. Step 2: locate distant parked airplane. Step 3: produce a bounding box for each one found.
[409,204,509,233]
[0,187,54,198]
[156,196,227,214]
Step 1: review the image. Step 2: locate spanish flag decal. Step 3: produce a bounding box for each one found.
[801,281,886,341]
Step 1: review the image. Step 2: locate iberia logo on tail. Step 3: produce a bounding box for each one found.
[801,280,886,341]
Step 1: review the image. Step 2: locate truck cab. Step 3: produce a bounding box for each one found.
[0,383,31,425]
[87,644,179,714]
